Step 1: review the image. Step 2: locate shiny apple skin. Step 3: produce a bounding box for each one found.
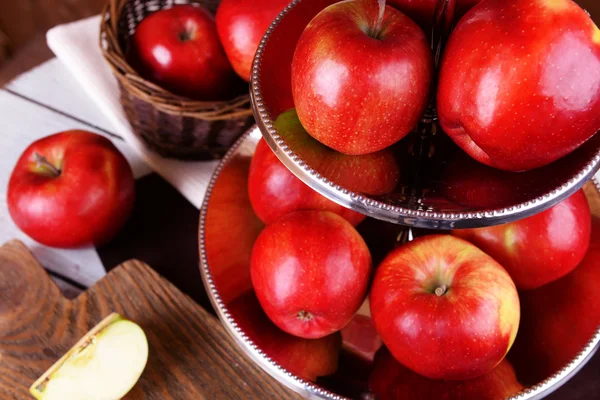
[454,189,591,289]
[510,217,600,383]
[369,347,524,400]
[131,5,237,100]
[273,109,401,195]
[370,235,520,380]
[248,138,365,226]
[437,0,600,171]
[7,130,135,248]
[251,210,372,339]
[291,0,433,155]
[216,0,290,81]
[228,290,341,381]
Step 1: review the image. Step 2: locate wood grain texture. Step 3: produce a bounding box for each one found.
[0,34,53,87]
[0,0,104,51]
[0,240,301,400]
[0,28,10,64]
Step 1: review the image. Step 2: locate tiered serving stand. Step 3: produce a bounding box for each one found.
[199,0,600,398]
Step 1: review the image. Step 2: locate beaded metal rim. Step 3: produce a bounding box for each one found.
[198,126,345,400]
[248,0,600,229]
[199,125,600,400]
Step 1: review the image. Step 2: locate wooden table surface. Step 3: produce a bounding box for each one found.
[1,55,599,399]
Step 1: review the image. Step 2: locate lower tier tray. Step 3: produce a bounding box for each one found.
[199,126,600,400]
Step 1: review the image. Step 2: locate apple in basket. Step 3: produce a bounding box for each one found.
[216,0,291,81]
[248,138,365,226]
[7,130,135,248]
[510,217,600,384]
[454,189,591,289]
[251,211,372,339]
[291,0,433,155]
[131,4,238,100]
[370,235,520,380]
[437,0,600,171]
[369,347,524,400]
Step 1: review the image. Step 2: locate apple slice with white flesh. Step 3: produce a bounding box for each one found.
[30,313,148,400]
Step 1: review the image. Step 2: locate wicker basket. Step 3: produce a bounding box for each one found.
[100,0,254,160]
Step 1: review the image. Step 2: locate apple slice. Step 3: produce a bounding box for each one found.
[30,313,149,400]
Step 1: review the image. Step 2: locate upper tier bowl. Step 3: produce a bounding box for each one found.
[250,0,600,229]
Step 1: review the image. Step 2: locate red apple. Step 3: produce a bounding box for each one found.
[7,130,135,248]
[439,148,577,210]
[216,0,290,81]
[131,4,238,100]
[204,155,264,304]
[291,0,433,155]
[369,347,524,399]
[388,0,484,32]
[251,210,372,339]
[453,190,591,289]
[441,154,534,209]
[248,138,365,226]
[370,235,520,380]
[274,109,401,195]
[437,0,600,171]
[228,290,341,381]
[509,216,600,384]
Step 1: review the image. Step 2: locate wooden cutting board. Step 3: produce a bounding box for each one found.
[0,240,301,400]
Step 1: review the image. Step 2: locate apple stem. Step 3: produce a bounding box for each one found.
[375,0,386,37]
[180,20,197,42]
[297,310,314,321]
[34,153,61,177]
[435,285,448,297]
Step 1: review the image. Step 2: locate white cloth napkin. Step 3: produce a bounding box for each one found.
[47,16,221,209]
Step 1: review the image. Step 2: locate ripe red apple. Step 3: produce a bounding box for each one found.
[388,0,483,32]
[228,290,341,381]
[204,155,264,304]
[440,149,574,210]
[437,0,600,171]
[439,145,538,209]
[453,190,591,289]
[509,216,600,384]
[8,130,135,248]
[370,235,520,380]
[274,109,400,195]
[131,4,238,100]
[248,138,365,226]
[251,210,372,339]
[369,347,524,400]
[216,0,290,81]
[291,0,433,155]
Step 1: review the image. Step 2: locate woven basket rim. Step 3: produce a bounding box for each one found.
[99,0,253,120]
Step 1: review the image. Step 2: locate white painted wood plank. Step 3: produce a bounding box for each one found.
[6,58,118,136]
[0,90,120,287]
[0,89,149,179]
